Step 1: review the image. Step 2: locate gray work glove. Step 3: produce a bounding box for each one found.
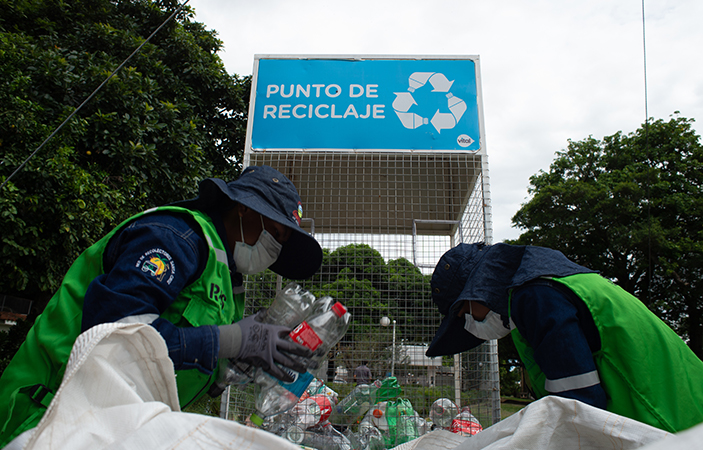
[218,311,312,382]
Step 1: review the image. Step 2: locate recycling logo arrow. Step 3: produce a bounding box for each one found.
[393,72,467,133]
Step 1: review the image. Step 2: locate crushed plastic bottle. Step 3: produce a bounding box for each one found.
[288,394,333,430]
[359,425,385,450]
[302,377,339,405]
[286,427,352,450]
[450,406,483,436]
[409,415,429,436]
[250,301,350,425]
[211,283,316,395]
[430,398,459,429]
[330,380,383,425]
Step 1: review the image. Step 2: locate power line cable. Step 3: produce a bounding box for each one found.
[0,0,190,191]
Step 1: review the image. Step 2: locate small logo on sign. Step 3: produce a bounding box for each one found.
[457,134,474,148]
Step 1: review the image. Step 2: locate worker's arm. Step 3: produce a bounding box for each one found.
[81,212,220,374]
[510,281,607,409]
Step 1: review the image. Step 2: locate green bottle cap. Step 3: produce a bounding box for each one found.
[250,412,264,427]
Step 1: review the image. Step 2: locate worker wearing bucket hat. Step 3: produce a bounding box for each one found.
[0,165,323,446]
[426,242,703,434]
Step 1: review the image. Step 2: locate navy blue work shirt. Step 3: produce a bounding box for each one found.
[510,279,607,409]
[81,209,241,375]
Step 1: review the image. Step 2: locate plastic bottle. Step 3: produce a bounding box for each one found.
[429,398,459,429]
[285,425,352,450]
[302,377,339,406]
[450,406,483,436]
[250,301,351,425]
[288,394,333,429]
[211,283,316,393]
[356,422,385,450]
[412,415,429,436]
[330,380,383,426]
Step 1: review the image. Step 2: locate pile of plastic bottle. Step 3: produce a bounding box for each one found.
[213,283,483,449]
[257,376,484,449]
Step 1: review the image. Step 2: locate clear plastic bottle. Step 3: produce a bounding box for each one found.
[411,415,429,436]
[429,398,459,429]
[211,283,316,393]
[302,377,339,405]
[330,380,383,425]
[288,394,333,429]
[450,406,483,436]
[285,424,352,450]
[250,301,350,426]
[355,420,385,450]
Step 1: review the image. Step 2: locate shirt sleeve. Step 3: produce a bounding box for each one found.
[511,282,607,409]
[81,212,220,374]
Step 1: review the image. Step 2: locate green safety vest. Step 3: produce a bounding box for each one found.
[510,273,703,433]
[0,206,244,447]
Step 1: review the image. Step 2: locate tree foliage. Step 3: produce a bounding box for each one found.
[310,244,433,343]
[0,0,250,301]
[510,115,703,358]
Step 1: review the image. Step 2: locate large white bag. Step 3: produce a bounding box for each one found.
[393,395,673,450]
[7,322,299,450]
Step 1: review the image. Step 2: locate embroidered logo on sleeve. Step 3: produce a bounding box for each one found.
[136,248,175,284]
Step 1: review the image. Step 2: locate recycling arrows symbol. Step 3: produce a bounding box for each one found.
[393,72,467,133]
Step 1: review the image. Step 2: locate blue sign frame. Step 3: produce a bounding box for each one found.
[248,56,483,152]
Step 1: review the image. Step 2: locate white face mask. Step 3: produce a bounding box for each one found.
[463,302,513,341]
[233,215,283,275]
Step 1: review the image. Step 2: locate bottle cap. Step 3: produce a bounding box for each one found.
[331,302,347,317]
[285,425,305,444]
[250,412,264,427]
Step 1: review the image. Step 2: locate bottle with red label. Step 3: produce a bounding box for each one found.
[288,394,333,429]
[250,300,351,426]
[210,283,316,396]
[450,406,483,436]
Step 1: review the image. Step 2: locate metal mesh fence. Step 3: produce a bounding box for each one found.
[219,150,500,444]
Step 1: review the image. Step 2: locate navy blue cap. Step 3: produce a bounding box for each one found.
[174,165,323,280]
[426,243,490,357]
[426,243,596,357]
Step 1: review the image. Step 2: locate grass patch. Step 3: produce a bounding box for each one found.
[500,396,532,419]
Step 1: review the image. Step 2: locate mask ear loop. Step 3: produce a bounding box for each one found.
[239,218,245,244]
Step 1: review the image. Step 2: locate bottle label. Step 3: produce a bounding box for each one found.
[289,321,323,351]
[278,369,314,397]
[450,418,483,435]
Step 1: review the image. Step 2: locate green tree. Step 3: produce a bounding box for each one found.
[0,0,250,302]
[510,115,703,358]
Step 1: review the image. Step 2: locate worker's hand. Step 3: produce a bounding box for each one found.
[218,312,312,382]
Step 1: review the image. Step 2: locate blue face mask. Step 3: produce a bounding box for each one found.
[233,215,282,275]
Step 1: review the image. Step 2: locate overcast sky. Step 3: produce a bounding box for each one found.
[186,0,703,243]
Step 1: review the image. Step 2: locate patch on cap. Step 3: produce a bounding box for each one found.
[292,201,303,225]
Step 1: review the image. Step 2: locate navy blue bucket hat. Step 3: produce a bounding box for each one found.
[426,242,596,357]
[174,165,323,280]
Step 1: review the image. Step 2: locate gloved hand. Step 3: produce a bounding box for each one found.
[218,311,312,382]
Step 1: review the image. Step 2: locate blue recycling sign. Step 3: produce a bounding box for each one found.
[249,57,482,152]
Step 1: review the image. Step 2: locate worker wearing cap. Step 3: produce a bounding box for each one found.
[0,165,323,446]
[426,242,703,433]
